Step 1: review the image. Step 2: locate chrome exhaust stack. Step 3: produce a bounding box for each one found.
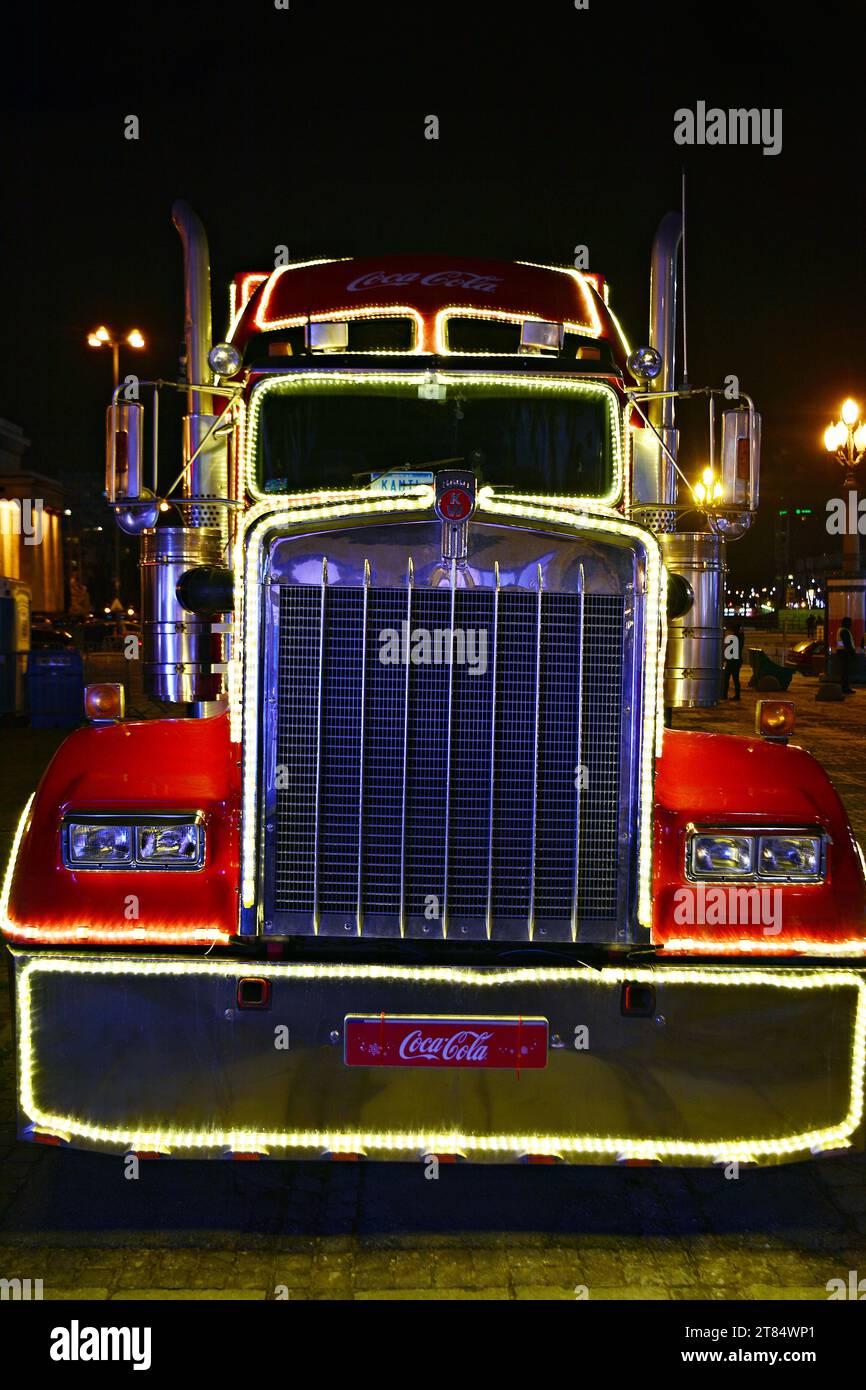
[171,200,228,537]
[647,210,682,515]
[132,204,230,714]
[643,214,724,710]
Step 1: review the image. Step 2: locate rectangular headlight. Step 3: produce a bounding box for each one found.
[63,814,204,870]
[68,822,132,866]
[136,822,202,865]
[758,834,822,879]
[690,833,754,878]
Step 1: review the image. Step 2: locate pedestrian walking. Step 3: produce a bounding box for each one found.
[722,621,744,700]
[837,615,856,695]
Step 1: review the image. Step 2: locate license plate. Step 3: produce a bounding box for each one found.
[368,470,435,493]
[343,1015,548,1069]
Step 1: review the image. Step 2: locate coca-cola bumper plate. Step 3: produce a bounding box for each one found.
[344,1015,548,1069]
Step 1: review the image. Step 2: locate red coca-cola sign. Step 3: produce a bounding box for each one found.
[343,1015,548,1069]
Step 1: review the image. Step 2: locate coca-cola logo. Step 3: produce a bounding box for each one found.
[347,269,503,294]
[398,1027,494,1063]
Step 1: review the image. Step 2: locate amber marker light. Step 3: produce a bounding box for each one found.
[84,683,125,723]
[756,698,796,739]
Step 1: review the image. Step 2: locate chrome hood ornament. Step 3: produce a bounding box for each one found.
[435,469,476,566]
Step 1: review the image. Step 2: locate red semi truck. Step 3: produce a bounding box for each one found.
[2,204,864,1165]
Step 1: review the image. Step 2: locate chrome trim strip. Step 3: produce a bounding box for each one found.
[570,563,586,942]
[355,559,371,935]
[312,556,328,934]
[527,563,543,939]
[398,556,414,937]
[258,512,646,943]
[485,561,500,940]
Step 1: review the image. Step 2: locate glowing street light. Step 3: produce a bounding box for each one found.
[86,325,146,387]
[824,397,866,576]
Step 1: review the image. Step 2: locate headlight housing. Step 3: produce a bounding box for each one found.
[688,829,825,882]
[63,814,204,870]
[136,823,201,865]
[758,834,822,879]
[68,822,132,866]
[691,833,753,878]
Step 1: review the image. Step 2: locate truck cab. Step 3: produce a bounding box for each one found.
[3,209,864,1166]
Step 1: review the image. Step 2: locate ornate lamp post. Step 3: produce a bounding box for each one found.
[819,399,866,690]
[824,398,866,575]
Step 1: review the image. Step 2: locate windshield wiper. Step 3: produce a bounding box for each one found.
[352,457,466,482]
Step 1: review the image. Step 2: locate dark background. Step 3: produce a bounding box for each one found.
[2,1,862,584]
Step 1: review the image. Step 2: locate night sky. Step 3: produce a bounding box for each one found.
[3,1,863,584]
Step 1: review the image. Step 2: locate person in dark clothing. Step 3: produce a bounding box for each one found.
[837,616,856,695]
[722,622,744,700]
[807,614,816,640]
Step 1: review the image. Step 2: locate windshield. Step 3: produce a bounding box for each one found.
[254,377,617,496]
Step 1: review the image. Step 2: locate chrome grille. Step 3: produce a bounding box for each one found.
[271,567,627,940]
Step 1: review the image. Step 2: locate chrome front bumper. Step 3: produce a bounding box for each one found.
[10,953,865,1165]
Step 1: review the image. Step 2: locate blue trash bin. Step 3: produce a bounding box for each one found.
[27,648,85,729]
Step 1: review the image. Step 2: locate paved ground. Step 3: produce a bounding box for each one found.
[1,672,865,1301]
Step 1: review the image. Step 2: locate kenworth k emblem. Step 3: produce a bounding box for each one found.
[435,470,476,565]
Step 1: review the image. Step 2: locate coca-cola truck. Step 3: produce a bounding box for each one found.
[3,204,864,1165]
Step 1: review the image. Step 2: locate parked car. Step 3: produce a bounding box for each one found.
[29,625,76,651]
[785,638,827,675]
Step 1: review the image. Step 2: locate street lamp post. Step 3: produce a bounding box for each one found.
[824,398,866,575]
[85,326,146,605]
[86,325,146,391]
[819,398,866,691]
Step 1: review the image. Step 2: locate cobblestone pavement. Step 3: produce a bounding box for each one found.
[1,678,865,1301]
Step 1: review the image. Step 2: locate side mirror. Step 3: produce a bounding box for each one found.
[105,401,144,502]
[721,406,761,511]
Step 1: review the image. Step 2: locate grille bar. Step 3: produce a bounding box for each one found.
[528,564,543,939]
[312,556,327,934]
[485,561,500,940]
[570,563,586,943]
[399,558,413,936]
[272,563,628,940]
[355,559,370,935]
[442,558,458,936]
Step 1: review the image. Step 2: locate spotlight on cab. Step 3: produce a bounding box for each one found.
[626,345,663,382]
[207,342,243,378]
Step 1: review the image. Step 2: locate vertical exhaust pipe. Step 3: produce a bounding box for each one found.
[171,199,213,416]
[647,211,682,509]
[171,200,228,538]
[141,201,227,715]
